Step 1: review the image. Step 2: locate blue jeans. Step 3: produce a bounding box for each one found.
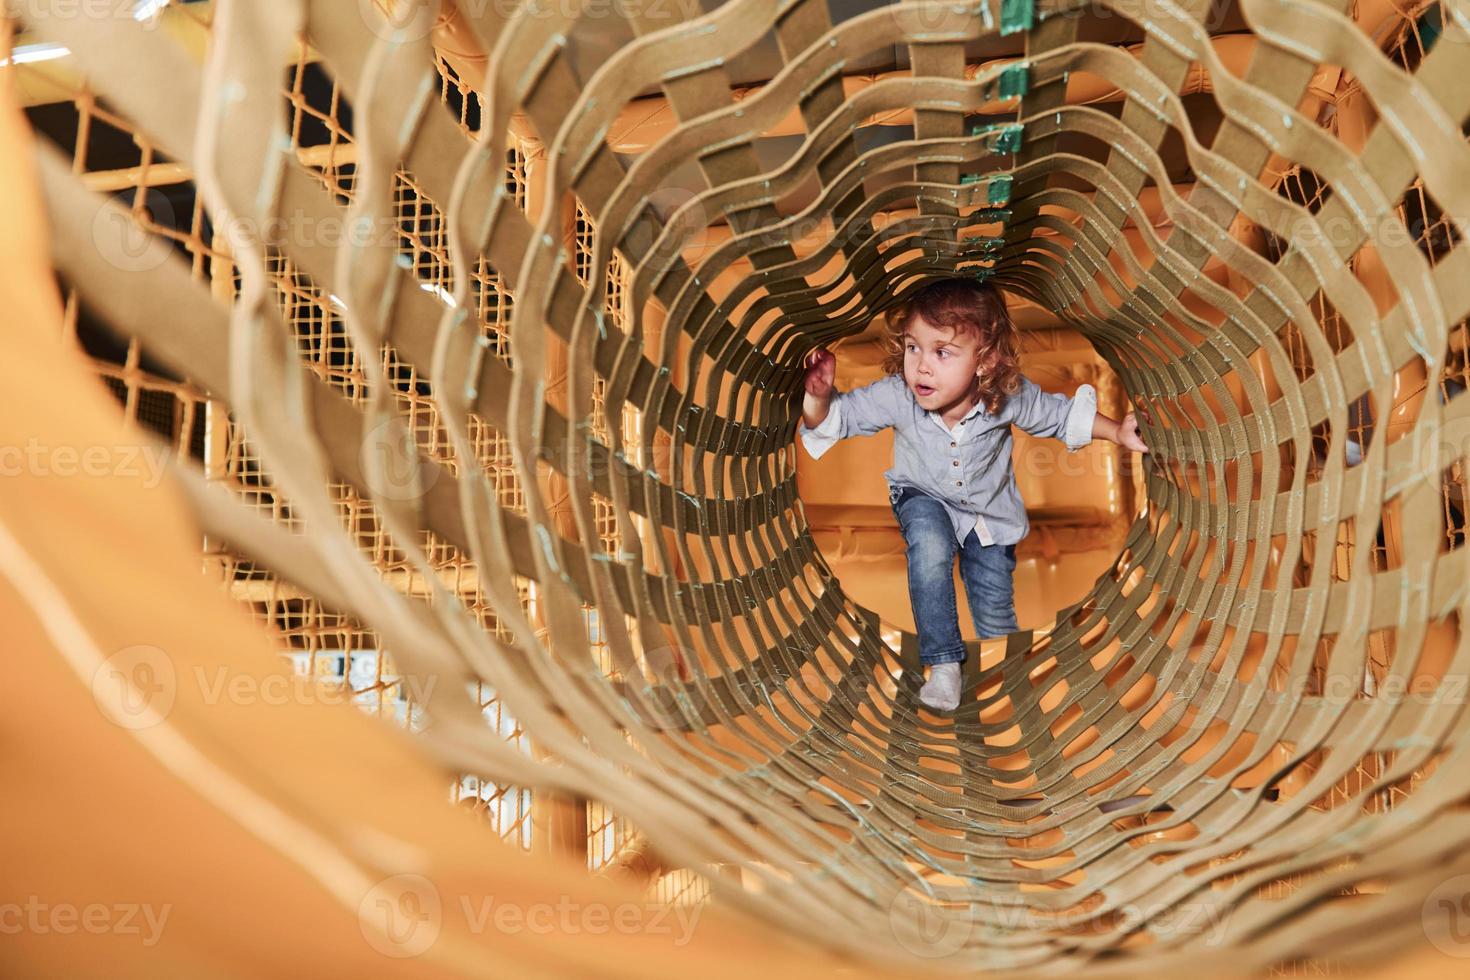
[889,484,1019,666]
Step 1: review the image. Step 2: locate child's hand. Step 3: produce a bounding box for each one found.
[803,347,836,399]
[1118,410,1149,454]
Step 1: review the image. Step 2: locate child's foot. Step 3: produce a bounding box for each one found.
[919,663,962,712]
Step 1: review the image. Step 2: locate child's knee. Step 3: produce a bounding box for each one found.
[905,530,954,570]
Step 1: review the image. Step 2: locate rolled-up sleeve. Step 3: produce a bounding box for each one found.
[1010,376,1098,453]
[798,398,846,459]
[1062,384,1098,451]
[797,374,904,460]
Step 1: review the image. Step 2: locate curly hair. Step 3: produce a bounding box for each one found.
[879,278,1022,415]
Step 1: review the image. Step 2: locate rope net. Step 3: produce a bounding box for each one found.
[7,0,1470,973]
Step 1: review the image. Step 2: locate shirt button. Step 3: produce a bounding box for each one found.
[950,442,956,448]
[952,460,959,466]
[956,480,962,486]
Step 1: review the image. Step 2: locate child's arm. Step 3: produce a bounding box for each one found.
[797,348,904,460]
[1009,375,1149,454]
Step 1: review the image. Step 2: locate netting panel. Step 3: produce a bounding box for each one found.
[10,0,1470,973]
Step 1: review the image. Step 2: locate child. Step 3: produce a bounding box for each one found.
[798,278,1149,712]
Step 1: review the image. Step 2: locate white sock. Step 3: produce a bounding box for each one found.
[919,662,963,712]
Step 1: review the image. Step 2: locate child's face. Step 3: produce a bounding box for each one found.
[901,313,984,416]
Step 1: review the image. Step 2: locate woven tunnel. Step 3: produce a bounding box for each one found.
[9,0,1470,975]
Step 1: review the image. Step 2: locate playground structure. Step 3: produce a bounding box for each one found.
[4,0,1470,975]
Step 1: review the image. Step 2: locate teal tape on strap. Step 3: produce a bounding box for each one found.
[994,124,1023,154]
[959,175,1013,206]
[1417,6,1444,54]
[988,173,1013,207]
[999,0,1034,35]
[968,121,1024,154]
[997,62,1029,100]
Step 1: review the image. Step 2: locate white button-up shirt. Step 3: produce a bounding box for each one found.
[798,372,1098,546]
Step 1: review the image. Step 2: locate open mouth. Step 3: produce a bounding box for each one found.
[914,384,935,396]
